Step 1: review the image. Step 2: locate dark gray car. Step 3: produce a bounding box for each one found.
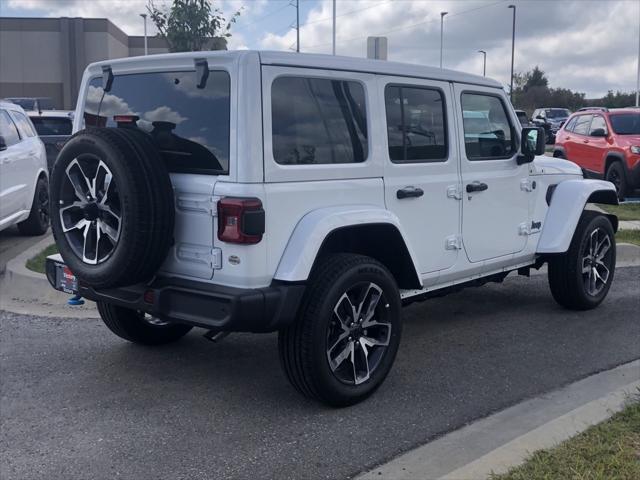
[27,111,73,170]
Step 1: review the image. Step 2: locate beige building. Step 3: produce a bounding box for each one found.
[0,17,225,110]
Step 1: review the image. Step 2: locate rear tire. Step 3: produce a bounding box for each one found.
[548,211,616,310]
[17,177,49,236]
[278,254,402,407]
[605,161,627,200]
[97,302,192,346]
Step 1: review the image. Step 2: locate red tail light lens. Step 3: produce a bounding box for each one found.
[217,197,265,244]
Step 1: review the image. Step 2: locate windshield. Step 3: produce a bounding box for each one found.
[30,116,73,136]
[545,109,570,119]
[609,113,640,135]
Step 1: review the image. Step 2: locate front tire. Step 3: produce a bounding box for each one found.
[278,254,402,407]
[548,211,616,310]
[97,302,192,346]
[605,162,627,200]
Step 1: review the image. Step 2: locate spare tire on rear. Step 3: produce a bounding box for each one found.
[50,128,175,288]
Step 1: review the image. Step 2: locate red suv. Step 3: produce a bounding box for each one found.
[553,108,640,199]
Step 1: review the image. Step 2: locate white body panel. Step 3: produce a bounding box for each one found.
[0,102,47,232]
[536,179,617,253]
[72,51,618,296]
[274,204,420,283]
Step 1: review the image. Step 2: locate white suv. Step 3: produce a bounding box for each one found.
[0,101,49,235]
[46,52,619,406]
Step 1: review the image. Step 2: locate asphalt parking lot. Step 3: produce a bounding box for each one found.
[1,267,639,480]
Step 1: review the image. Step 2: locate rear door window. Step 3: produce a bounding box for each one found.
[572,115,592,136]
[563,116,577,132]
[384,85,447,162]
[271,76,368,165]
[83,70,231,174]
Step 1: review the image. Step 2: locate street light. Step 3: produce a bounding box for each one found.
[332,0,336,55]
[440,11,448,68]
[140,13,148,56]
[508,5,516,101]
[478,50,487,77]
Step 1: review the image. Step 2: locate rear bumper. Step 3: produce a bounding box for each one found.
[46,256,304,333]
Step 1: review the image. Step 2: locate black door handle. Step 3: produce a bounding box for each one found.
[397,186,424,199]
[466,181,488,193]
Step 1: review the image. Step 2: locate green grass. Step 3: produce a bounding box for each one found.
[25,243,58,274]
[490,400,640,480]
[616,230,640,246]
[598,203,640,222]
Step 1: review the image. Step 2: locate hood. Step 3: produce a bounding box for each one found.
[614,134,640,148]
[529,156,583,176]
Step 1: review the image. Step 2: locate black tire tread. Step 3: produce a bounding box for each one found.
[50,128,174,288]
[279,254,396,405]
[548,210,615,310]
[97,301,192,346]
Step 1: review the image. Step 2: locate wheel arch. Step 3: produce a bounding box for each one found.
[537,179,618,254]
[273,206,422,289]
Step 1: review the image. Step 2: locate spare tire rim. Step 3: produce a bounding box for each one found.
[326,282,392,385]
[59,156,121,265]
[581,227,612,296]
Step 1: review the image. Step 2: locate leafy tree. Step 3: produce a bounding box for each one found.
[147,0,241,53]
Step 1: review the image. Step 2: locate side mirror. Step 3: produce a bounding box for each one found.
[517,127,545,165]
[0,136,7,151]
[590,128,607,137]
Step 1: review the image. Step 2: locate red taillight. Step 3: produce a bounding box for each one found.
[217,197,265,244]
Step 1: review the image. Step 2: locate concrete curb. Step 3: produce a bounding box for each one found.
[357,360,640,480]
[0,235,97,318]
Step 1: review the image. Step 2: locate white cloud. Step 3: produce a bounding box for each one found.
[143,106,187,125]
[84,85,136,117]
[258,0,639,98]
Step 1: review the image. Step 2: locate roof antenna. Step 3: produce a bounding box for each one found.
[102,65,114,92]
[195,58,209,89]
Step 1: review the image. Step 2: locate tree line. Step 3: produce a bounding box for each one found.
[512,66,636,115]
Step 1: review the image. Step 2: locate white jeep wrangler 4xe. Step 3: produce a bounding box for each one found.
[46,51,619,407]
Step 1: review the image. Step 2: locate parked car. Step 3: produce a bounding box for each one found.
[532,108,571,144]
[515,109,533,127]
[0,101,49,235]
[27,110,73,170]
[554,108,640,199]
[5,97,55,112]
[46,52,618,407]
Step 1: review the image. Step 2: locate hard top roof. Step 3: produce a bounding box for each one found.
[87,50,503,89]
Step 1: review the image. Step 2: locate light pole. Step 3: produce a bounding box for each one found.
[508,4,516,101]
[478,50,486,76]
[140,13,148,56]
[296,0,300,53]
[440,11,448,68]
[636,2,639,106]
[332,0,336,55]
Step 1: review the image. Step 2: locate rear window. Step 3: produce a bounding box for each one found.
[609,113,640,135]
[30,116,72,136]
[271,76,368,165]
[83,70,231,174]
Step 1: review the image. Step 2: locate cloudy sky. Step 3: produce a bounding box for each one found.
[2,0,638,97]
